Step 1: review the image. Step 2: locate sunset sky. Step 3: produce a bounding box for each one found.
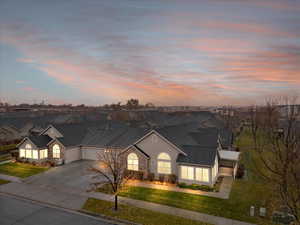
[0,0,300,106]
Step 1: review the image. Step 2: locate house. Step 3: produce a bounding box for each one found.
[17,120,239,186]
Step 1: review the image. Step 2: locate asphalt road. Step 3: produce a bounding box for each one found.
[0,194,113,225]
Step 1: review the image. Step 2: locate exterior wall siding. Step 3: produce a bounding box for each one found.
[81,147,104,160]
[122,146,149,172]
[136,132,180,177]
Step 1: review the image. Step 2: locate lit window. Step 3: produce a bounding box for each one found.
[157,152,171,174]
[19,149,25,158]
[32,150,39,159]
[40,149,48,159]
[25,149,32,158]
[25,144,32,158]
[53,144,60,158]
[181,166,194,180]
[127,153,139,171]
[195,168,209,182]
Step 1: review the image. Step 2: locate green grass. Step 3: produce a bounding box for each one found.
[118,181,269,224]
[82,198,212,225]
[0,179,10,185]
[0,162,49,178]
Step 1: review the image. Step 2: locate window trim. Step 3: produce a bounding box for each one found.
[181,166,194,180]
[127,152,139,171]
[195,167,209,182]
[53,144,61,159]
[157,152,171,174]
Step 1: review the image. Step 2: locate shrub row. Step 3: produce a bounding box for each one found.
[125,170,177,184]
[177,182,214,192]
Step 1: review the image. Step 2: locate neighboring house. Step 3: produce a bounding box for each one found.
[0,125,22,142]
[17,121,239,186]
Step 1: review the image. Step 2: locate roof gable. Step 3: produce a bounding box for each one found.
[40,125,63,138]
[127,130,187,156]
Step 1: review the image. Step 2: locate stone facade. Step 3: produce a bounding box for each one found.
[48,140,65,160]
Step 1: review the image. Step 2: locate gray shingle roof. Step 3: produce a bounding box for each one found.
[28,135,52,148]
[177,145,217,166]
[155,125,221,166]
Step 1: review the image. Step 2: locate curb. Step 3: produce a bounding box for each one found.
[0,192,129,225]
[79,209,142,225]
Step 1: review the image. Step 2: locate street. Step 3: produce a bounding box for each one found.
[0,194,114,225]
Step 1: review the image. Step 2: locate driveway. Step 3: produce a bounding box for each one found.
[0,194,114,225]
[24,160,103,192]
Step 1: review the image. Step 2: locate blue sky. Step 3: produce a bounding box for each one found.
[0,0,300,106]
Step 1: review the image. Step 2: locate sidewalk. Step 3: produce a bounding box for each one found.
[0,173,22,183]
[0,181,255,225]
[127,176,233,199]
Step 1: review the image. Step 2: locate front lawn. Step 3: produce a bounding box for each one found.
[0,162,49,178]
[82,198,212,225]
[0,179,10,185]
[118,180,270,224]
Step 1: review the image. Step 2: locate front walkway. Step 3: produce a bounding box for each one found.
[127,176,233,199]
[0,181,254,225]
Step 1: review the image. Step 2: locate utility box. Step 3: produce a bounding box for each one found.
[259,207,266,217]
[250,206,255,217]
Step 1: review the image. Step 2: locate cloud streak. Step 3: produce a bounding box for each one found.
[0,0,300,105]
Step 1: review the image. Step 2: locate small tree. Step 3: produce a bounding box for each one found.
[90,148,131,210]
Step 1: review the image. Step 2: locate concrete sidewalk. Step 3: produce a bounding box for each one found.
[0,181,255,225]
[0,173,22,183]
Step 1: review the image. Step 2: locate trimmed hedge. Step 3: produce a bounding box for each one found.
[178,182,214,192]
[125,170,144,180]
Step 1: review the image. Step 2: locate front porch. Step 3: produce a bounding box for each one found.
[218,150,240,179]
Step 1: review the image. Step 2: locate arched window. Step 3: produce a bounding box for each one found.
[53,144,60,159]
[127,153,138,171]
[157,152,171,174]
[25,144,32,149]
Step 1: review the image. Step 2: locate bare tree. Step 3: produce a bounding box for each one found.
[90,148,131,211]
[249,96,300,222]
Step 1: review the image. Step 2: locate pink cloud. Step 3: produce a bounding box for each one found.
[1,22,299,106]
[198,21,299,38]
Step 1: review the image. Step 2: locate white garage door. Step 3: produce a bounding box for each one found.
[65,148,81,163]
[82,148,103,160]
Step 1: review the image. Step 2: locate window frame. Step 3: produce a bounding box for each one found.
[157,152,171,174]
[127,152,139,171]
[52,144,61,159]
[181,166,194,180]
[19,149,26,158]
[195,167,209,182]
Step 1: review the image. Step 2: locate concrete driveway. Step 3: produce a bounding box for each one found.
[24,160,102,192]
